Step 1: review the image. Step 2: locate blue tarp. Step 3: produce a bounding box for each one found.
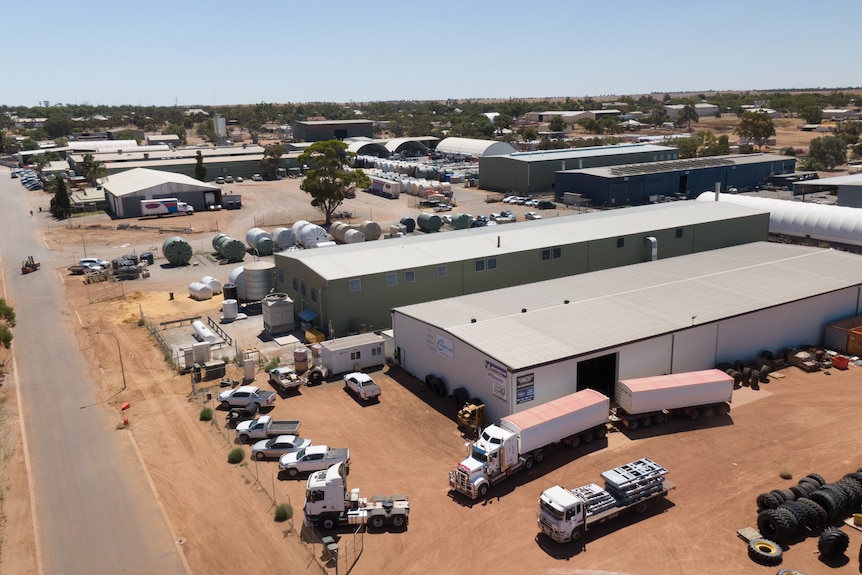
[298,308,318,322]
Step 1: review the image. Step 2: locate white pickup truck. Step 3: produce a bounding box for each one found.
[343,372,381,401]
[235,415,301,443]
[218,385,276,409]
[268,366,306,393]
[279,445,350,477]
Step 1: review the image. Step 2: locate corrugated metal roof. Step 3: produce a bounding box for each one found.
[276,202,767,280]
[436,137,515,157]
[564,153,789,178]
[102,168,219,197]
[394,242,862,370]
[504,143,676,164]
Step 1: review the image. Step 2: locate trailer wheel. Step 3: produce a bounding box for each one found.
[287,467,299,478]
[567,435,581,449]
[370,515,386,529]
[534,450,545,464]
[717,403,730,416]
[478,484,488,498]
[390,514,407,529]
[703,406,715,418]
[627,419,639,431]
[582,430,594,444]
[747,538,783,566]
[653,413,666,425]
[688,408,701,421]
[634,500,649,514]
[595,426,607,439]
[524,456,534,470]
[320,515,338,531]
[434,377,447,398]
[640,416,652,428]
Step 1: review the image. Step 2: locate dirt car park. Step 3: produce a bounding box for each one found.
[3,118,862,575]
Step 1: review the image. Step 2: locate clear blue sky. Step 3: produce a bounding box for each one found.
[6,0,860,107]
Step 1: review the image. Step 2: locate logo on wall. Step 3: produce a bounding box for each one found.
[486,360,507,400]
[435,334,454,360]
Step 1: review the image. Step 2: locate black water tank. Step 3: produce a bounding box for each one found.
[223,283,238,300]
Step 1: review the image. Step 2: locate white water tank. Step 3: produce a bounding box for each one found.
[192,319,217,343]
[291,220,311,236]
[313,241,336,248]
[222,299,238,321]
[228,266,246,301]
[188,281,214,301]
[298,223,328,248]
[200,275,223,295]
[358,220,381,241]
[273,227,297,250]
[343,229,365,243]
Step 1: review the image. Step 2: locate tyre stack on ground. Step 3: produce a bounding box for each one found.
[748,469,862,566]
[716,350,782,391]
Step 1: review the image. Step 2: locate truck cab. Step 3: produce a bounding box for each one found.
[449,424,519,498]
[305,462,350,521]
[538,485,586,542]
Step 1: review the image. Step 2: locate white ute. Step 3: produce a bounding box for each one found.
[343,372,381,401]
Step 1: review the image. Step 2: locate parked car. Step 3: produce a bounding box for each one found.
[235,176,243,183]
[501,195,518,204]
[537,200,557,209]
[251,174,263,181]
[80,257,110,270]
[525,211,542,220]
[224,175,234,183]
[251,434,311,460]
[525,199,539,207]
[215,176,225,185]
[433,203,453,212]
[343,372,381,401]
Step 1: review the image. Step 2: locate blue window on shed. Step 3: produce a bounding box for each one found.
[487,257,497,270]
[311,288,317,302]
[292,278,298,291]
[437,265,447,278]
[301,282,307,296]
[349,278,361,292]
[405,270,415,283]
[386,273,397,286]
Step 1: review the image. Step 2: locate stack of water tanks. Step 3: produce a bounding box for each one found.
[212,233,246,262]
[330,222,365,244]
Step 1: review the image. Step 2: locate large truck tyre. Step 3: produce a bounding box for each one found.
[818,526,849,559]
[747,538,783,566]
[320,515,338,531]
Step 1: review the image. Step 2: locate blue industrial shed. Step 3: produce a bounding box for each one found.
[555,153,797,207]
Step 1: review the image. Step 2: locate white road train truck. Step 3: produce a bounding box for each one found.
[537,457,674,543]
[449,389,610,499]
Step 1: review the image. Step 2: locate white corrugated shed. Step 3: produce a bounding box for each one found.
[103,168,219,198]
[695,192,862,248]
[435,137,515,158]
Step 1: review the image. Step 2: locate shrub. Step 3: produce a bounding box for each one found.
[274,503,293,522]
[228,448,245,464]
[264,357,280,372]
[780,146,797,156]
[199,407,213,421]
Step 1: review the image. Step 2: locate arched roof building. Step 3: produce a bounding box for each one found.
[435,137,515,159]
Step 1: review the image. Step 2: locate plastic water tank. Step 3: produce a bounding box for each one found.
[298,223,328,248]
[192,319,217,343]
[162,236,193,266]
[400,217,416,233]
[214,234,246,262]
[272,227,297,250]
[417,213,442,233]
[291,220,311,236]
[188,281,214,301]
[200,275,223,295]
[222,299,238,321]
[245,227,274,256]
[228,267,246,301]
[358,220,381,241]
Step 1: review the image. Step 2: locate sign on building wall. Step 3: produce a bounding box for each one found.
[427,331,454,361]
[487,360,507,401]
[516,373,535,404]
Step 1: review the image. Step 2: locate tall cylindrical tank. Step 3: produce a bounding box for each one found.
[243,261,275,302]
[222,299,238,321]
[162,236,192,266]
[358,220,381,241]
[201,275,223,295]
[228,267,246,301]
[188,281,214,301]
[272,227,297,250]
[192,319,217,343]
[298,223,328,248]
[450,213,471,230]
[214,234,246,262]
[417,213,442,233]
[223,283,238,301]
[245,227,274,256]
[400,217,416,233]
[294,347,308,373]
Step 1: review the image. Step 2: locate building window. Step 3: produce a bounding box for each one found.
[617,238,625,248]
[371,347,382,356]
[487,257,497,270]
[475,259,485,272]
[311,288,317,302]
[350,351,361,360]
[300,282,307,296]
[349,278,361,292]
[437,265,447,278]
[676,228,683,238]
[278,270,284,283]
[552,247,561,259]
[386,273,397,286]
[541,249,550,261]
[405,270,415,283]
[292,278,298,291]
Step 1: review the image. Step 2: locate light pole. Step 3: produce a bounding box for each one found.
[96,331,126,391]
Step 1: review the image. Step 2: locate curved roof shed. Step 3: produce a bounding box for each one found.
[436,137,515,159]
[695,192,862,248]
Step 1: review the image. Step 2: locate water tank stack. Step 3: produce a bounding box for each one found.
[272,227,297,251]
[417,213,442,233]
[200,275,223,295]
[242,261,275,302]
[358,220,382,241]
[189,281,214,301]
[245,227,274,256]
[400,217,416,233]
[296,222,329,249]
[212,233,246,263]
[330,222,366,244]
[162,236,193,266]
[450,213,471,230]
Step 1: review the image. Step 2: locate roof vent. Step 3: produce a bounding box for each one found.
[564,300,569,304]
[521,308,527,313]
[470,318,477,323]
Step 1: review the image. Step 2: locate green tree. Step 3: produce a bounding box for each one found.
[260,144,287,180]
[676,104,699,131]
[298,140,370,225]
[576,118,601,134]
[113,129,142,144]
[43,113,73,139]
[673,137,700,159]
[734,112,776,151]
[194,150,207,181]
[49,175,72,219]
[493,113,512,135]
[519,126,538,141]
[548,116,566,132]
[79,153,108,186]
[807,136,847,170]
[162,124,187,145]
[800,106,822,124]
[0,299,15,349]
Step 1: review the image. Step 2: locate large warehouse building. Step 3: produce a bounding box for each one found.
[102,168,221,218]
[272,201,768,337]
[555,153,797,207]
[479,144,679,196]
[391,242,862,423]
